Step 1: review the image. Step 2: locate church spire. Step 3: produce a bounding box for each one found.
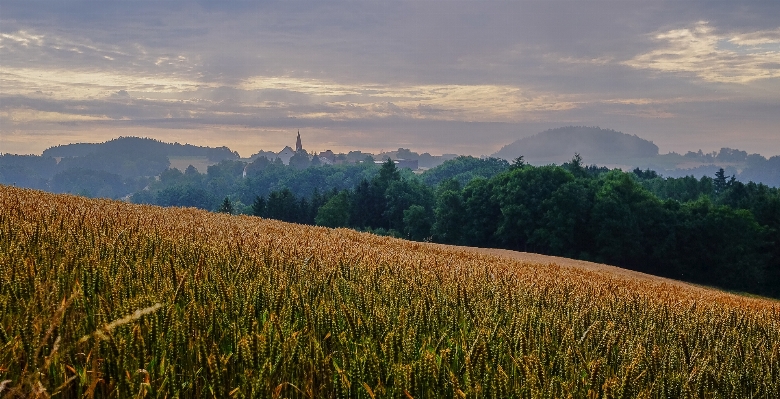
[295,130,302,152]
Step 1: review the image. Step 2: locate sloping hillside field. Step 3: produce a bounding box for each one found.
[1,186,779,398]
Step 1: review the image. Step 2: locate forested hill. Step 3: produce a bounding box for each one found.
[493,126,659,164]
[42,137,239,161]
[0,137,241,197]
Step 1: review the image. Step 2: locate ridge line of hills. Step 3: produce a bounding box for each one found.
[41,136,240,160]
[1,127,779,198]
[493,126,660,161]
[493,126,780,187]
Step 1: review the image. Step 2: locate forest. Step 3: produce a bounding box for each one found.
[125,155,780,299]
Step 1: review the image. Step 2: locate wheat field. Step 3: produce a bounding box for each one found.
[1,185,778,398]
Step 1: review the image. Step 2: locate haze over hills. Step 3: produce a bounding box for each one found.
[492,126,780,187]
[493,126,659,164]
[1,128,779,195]
[43,137,240,161]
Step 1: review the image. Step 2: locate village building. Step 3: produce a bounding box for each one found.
[268,130,304,165]
[318,150,336,164]
[276,146,296,165]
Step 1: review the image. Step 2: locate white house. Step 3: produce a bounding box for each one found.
[276,146,296,165]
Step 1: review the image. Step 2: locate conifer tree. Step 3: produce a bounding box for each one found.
[251,195,266,217]
[218,197,234,214]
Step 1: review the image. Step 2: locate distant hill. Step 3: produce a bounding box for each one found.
[0,137,243,197]
[493,126,659,164]
[43,137,239,162]
[492,126,780,187]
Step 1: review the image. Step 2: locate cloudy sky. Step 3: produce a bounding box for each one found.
[2,1,780,157]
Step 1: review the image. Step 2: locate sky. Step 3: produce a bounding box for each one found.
[1,1,780,158]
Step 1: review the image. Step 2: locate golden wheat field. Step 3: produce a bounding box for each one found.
[1,185,779,398]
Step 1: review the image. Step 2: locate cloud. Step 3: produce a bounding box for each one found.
[0,108,112,123]
[0,67,210,100]
[729,28,780,46]
[625,21,780,83]
[241,77,578,121]
[2,2,780,158]
[0,30,44,47]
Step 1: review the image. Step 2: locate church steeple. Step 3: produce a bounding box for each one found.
[295,130,302,152]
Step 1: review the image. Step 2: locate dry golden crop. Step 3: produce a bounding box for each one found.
[1,185,779,398]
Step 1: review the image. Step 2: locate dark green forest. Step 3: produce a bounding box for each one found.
[123,154,780,298]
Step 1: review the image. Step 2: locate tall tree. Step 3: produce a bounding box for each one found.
[460,178,501,247]
[562,153,588,179]
[297,196,312,224]
[384,179,434,232]
[376,159,401,189]
[671,198,769,292]
[251,195,266,217]
[432,179,464,244]
[315,191,351,228]
[714,168,729,196]
[350,160,402,229]
[403,204,433,241]
[266,188,299,222]
[349,179,382,228]
[588,170,668,272]
[218,197,234,214]
[531,180,595,258]
[493,165,574,251]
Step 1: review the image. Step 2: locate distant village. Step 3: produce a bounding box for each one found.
[248,131,459,171]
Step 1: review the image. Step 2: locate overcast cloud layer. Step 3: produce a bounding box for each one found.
[1,1,780,157]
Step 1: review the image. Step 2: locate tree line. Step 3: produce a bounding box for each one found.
[176,155,779,298]
[0,137,241,197]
